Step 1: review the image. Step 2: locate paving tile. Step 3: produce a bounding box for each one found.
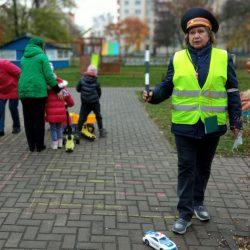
[0,88,248,249]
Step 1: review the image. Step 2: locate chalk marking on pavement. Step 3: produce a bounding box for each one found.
[27,202,125,210]
[46,169,96,173]
[28,156,59,213]
[0,163,21,192]
[115,163,146,169]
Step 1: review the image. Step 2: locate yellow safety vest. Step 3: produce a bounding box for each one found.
[172,47,228,125]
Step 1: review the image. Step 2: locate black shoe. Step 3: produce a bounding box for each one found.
[37,145,46,152]
[0,131,4,137]
[12,128,21,134]
[172,218,192,234]
[28,143,36,152]
[99,128,107,138]
[194,205,210,221]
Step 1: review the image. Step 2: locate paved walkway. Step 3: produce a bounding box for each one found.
[0,88,249,249]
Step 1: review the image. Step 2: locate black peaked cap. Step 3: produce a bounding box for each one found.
[181,7,219,33]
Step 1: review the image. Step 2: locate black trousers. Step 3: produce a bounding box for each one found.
[78,101,103,131]
[21,98,46,151]
[175,135,220,220]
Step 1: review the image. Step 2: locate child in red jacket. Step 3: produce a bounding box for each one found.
[45,63,74,149]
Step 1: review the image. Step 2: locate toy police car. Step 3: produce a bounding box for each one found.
[142,230,177,250]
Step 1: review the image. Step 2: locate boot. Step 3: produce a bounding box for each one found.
[99,128,107,138]
[58,138,63,148]
[51,140,58,150]
[37,145,46,152]
[12,128,21,134]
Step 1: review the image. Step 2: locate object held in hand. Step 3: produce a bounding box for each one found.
[232,131,243,151]
[145,44,150,93]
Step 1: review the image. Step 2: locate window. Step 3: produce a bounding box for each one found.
[56,49,70,59]
[64,50,69,58]
[57,50,64,59]
[125,9,129,14]
[58,50,69,59]
[135,0,141,4]
[124,0,129,5]
[135,9,141,14]
[46,49,57,60]
[0,50,16,60]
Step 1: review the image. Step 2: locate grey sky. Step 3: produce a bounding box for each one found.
[74,0,118,29]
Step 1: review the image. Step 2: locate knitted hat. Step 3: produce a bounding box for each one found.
[58,80,68,88]
[85,65,98,77]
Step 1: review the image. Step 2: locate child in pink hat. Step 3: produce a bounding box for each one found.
[76,64,107,137]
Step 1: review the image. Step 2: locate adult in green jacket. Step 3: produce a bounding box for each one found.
[18,36,61,152]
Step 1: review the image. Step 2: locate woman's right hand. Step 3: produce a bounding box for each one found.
[57,90,64,100]
[142,90,153,102]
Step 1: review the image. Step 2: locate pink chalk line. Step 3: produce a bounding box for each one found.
[0,163,21,192]
[115,163,146,169]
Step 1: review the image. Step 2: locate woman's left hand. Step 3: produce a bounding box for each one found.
[232,128,241,139]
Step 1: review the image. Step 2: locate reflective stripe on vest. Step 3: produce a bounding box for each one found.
[173,89,227,98]
[172,48,228,125]
[173,105,227,112]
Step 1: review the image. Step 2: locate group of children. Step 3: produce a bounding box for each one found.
[46,64,107,150]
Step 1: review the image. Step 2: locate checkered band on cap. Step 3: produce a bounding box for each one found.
[187,17,212,30]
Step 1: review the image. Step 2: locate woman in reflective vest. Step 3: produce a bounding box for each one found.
[143,8,242,235]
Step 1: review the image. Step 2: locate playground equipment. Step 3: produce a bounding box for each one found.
[80,37,121,75]
[69,112,96,141]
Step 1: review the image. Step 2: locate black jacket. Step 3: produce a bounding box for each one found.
[150,43,242,139]
[76,75,101,104]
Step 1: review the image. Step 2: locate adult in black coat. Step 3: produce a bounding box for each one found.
[143,7,242,234]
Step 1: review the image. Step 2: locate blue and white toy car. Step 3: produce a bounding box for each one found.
[142,230,177,250]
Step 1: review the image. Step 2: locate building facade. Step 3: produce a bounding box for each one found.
[117,0,155,53]
[117,0,228,54]
[0,36,72,69]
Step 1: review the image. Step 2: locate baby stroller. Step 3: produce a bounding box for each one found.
[69,112,96,141]
[63,106,80,152]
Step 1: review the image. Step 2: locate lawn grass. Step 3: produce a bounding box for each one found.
[137,68,250,157]
[138,93,250,157]
[57,65,249,90]
[56,65,167,87]
[57,65,249,156]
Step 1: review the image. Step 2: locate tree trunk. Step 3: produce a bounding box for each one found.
[12,0,19,37]
[34,0,40,8]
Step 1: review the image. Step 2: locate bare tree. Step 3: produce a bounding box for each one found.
[154,0,213,48]
[221,0,250,51]
[12,0,19,36]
